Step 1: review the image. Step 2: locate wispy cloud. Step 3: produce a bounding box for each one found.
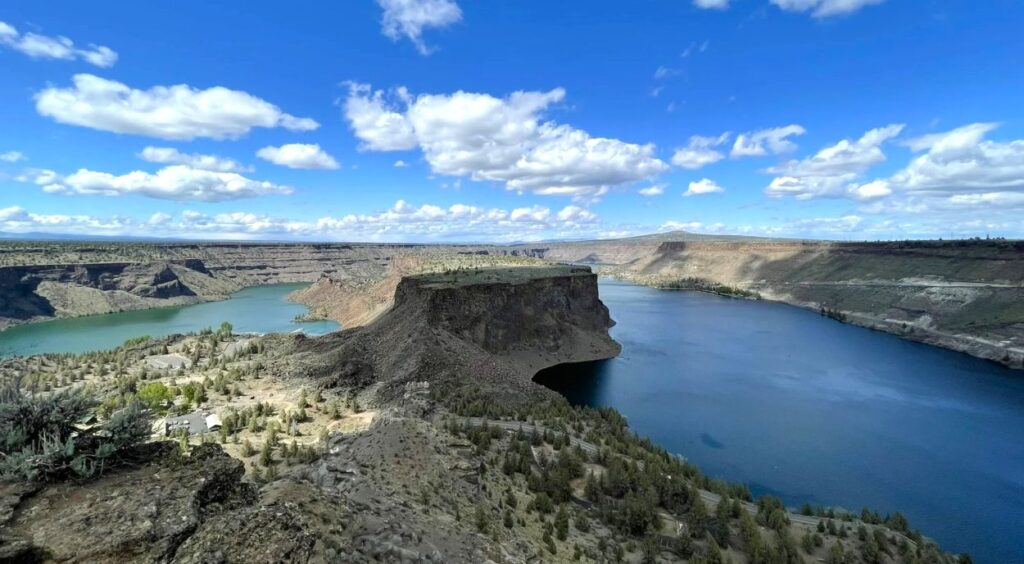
[0,20,117,67]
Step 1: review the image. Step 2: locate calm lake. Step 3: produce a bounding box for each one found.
[0,283,339,357]
[536,280,1024,564]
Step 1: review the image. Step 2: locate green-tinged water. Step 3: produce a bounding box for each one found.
[0,283,339,356]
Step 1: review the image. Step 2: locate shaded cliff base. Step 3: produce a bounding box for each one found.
[284,265,621,410]
[0,266,966,563]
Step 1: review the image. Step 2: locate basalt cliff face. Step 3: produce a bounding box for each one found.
[285,265,620,407]
[534,234,1024,369]
[0,259,240,328]
[0,243,543,329]
[2,237,1020,369]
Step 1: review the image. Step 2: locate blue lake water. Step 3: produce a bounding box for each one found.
[536,279,1024,563]
[0,283,339,356]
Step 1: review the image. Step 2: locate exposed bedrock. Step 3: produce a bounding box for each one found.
[0,260,240,328]
[0,443,292,563]
[284,266,621,408]
[539,235,1024,368]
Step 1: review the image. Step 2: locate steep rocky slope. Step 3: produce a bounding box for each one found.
[285,265,620,408]
[0,266,967,563]
[535,234,1024,368]
[0,243,543,329]
[0,260,240,329]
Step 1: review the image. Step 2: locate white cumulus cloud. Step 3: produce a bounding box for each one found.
[0,199,603,243]
[256,144,340,170]
[672,132,730,169]
[138,147,249,173]
[344,84,667,199]
[732,125,806,157]
[764,124,904,199]
[693,0,730,9]
[0,21,117,67]
[35,74,318,140]
[377,0,462,55]
[639,184,666,196]
[23,165,293,202]
[892,123,1024,194]
[684,178,725,197]
[0,151,26,163]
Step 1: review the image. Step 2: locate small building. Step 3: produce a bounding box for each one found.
[205,413,222,432]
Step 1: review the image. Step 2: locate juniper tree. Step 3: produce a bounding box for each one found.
[555,505,570,540]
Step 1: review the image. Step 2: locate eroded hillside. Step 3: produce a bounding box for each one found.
[537,234,1024,368]
[0,243,541,328]
[1,235,1020,368]
[0,265,962,563]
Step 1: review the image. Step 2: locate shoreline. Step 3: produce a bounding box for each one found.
[606,274,1024,371]
[0,281,324,332]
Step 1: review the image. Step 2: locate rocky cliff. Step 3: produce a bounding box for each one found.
[0,259,241,328]
[0,442,341,562]
[2,237,1020,369]
[285,265,621,407]
[537,234,1024,368]
[0,243,544,329]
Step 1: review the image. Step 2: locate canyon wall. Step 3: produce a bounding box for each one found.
[0,244,542,328]
[1,236,1020,369]
[0,260,240,328]
[538,235,1024,368]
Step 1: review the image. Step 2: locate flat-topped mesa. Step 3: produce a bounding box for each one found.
[286,265,621,408]
[395,265,616,357]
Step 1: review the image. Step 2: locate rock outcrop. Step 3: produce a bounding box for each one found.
[0,260,240,328]
[285,265,621,408]
[0,244,541,329]
[0,443,283,563]
[538,234,1024,369]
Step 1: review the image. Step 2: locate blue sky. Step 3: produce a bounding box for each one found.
[1,0,1023,242]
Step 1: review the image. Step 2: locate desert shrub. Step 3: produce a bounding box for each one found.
[0,382,150,482]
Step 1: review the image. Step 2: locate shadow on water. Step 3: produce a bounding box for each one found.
[532,280,1024,563]
[533,359,614,406]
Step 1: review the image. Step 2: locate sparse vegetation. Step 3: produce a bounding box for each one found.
[0,381,150,481]
[658,277,761,299]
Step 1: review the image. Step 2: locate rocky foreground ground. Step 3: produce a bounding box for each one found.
[0,265,968,563]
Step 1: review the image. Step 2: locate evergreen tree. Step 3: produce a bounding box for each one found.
[555,505,569,540]
[259,441,273,467]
